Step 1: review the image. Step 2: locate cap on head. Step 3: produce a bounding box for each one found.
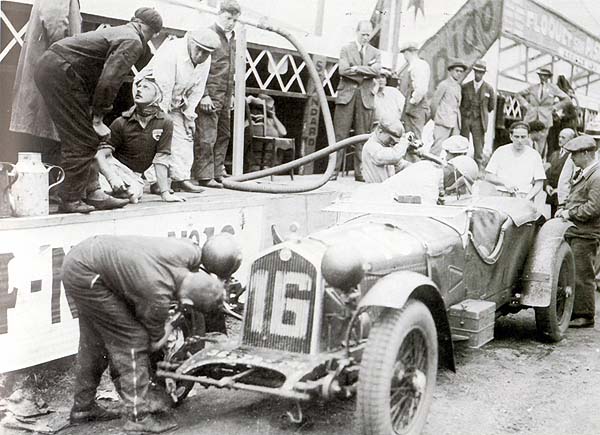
[188,28,221,52]
[447,58,467,71]
[563,135,596,153]
[133,7,163,34]
[133,73,163,102]
[472,61,487,72]
[179,271,224,312]
[448,155,479,183]
[584,119,600,139]
[399,40,419,53]
[378,116,404,139]
[509,121,529,133]
[536,67,553,77]
[442,135,469,154]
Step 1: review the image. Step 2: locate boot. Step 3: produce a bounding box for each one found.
[85,189,129,210]
[59,200,95,214]
[123,414,178,434]
[70,402,120,424]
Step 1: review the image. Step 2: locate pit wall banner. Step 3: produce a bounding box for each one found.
[415,0,503,92]
[502,0,600,74]
[0,206,263,373]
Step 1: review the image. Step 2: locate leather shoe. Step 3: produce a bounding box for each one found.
[59,200,95,214]
[172,180,205,193]
[85,196,129,210]
[70,403,120,424]
[197,179,223,189]
[569,317,595,328]
[123,414,178,434]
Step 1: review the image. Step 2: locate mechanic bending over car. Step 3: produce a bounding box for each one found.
[484,121,546,202]
[61,235,224,433]
[361,116,407,183]
[555,135,600,328]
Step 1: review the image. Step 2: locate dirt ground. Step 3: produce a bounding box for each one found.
[2,294,600,435]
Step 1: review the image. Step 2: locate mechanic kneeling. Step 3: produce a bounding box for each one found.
[62,235,223,433]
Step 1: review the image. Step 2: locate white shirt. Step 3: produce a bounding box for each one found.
[361,134,407,183]
[408,57,431,104]
[374,87,405,123]
[473,79,483,93]
[138,36,211,125]
[485,144,546,194]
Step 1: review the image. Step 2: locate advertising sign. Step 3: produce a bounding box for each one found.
[503,0,600,73]
[0,206,263,372]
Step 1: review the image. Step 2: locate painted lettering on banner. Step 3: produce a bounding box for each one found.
[0,206,263,372]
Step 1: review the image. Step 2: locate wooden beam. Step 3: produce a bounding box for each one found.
[232,25,247,176]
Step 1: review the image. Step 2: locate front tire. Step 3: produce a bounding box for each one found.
[534,241,575,342]
[357,300,438,435]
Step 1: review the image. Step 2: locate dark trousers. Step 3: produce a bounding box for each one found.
[333,93,373,179]
[193,95,231,180]
[63,252,151,420]
[401,104,429,140]
[34,51,100,202]
[567,236,599,320]
[461,116,485,168]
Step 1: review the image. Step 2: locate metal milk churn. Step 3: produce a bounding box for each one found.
[0,163,18,218]
[11,152,65,217]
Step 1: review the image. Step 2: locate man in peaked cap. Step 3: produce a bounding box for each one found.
[138,27,221,194]
[398,41,431,139]
[556,135,600,328]
[460,60,496,168]
[34,7,163,213]
[516,67,570,160]
[442,135,469,161]
[361,116,406,183]
[430,58,467,156]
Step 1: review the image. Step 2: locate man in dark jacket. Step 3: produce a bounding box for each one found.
[545,128,576,216]
[556,135,600,328]
[34,7,163,213]
[332,20,381,182]
[62,235,224,433]
[460,61,496,168]
[193,0,241,189]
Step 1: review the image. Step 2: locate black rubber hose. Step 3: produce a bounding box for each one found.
[222,22,345,193]
[222,134,369,192]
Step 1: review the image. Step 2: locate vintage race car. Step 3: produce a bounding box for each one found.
[157,193,575,435]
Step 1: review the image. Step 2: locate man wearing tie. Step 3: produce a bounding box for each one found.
[333,20,381,181]
[460,61,496,168]
[517,67,569,159]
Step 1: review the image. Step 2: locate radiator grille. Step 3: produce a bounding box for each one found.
[242,249,317,353]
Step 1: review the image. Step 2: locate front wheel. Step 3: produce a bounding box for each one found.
[534,241,575,342]
[357,300,438,435]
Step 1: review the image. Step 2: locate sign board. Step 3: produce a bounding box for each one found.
[416,0,503,91]
[0,206,263,373]
[502,0,600,73]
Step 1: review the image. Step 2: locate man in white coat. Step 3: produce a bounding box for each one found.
[138,28,220,193]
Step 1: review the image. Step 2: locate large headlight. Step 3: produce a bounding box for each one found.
[201,233,243,278]
[321,243,365,292]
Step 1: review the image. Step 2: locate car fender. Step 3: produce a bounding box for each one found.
[521,218,574,307]
[358,271,456,371]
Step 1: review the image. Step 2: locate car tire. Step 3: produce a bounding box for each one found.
[357,300,437,435]
[534,241,575,342]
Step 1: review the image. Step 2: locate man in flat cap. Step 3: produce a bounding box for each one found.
[556,135,600,328]
[194,0,242,188]
[442,135,469,161]
[361,116,406,183]
[331,19,381,182]
[139,28,221,193]
[517,67,570,160]
[460,61,496,168]
[398,41,430,140]
[431,59,466,155]
[35,7,163,213]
